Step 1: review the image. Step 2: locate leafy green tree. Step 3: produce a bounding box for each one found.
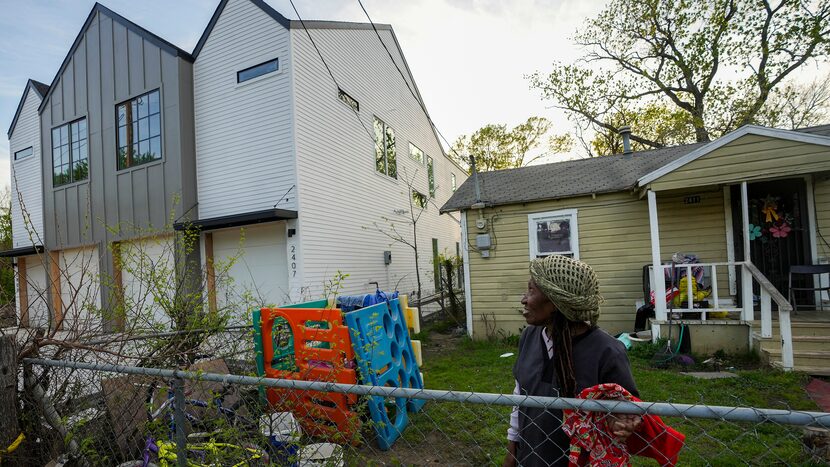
[450,116,572,172]
[529,0,830,153]
[0,188,14,305]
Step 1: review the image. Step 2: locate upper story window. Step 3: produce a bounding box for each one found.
[412,190,427,209]
[409,143,424,164]
[117,89,162,170]
[338,88,359,112]
[528,209,579,260]
[52,118,88,186]
[374,117,397,179]
[451,173,457,192]
[237,58,279,83]
[427,156,435,198]
[14,147,33,161]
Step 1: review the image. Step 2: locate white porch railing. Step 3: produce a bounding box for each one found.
[649,261,794,370]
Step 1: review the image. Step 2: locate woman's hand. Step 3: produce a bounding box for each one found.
[607,412,642,442]
[503,440,518,467]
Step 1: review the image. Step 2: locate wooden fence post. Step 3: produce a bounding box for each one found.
[0,335,19,457]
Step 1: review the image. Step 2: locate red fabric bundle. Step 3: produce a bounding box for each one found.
[562,383,686,466]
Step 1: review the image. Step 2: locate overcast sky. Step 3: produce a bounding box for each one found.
[0,0,608,190]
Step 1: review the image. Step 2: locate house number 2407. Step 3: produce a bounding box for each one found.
[291,245,297,277]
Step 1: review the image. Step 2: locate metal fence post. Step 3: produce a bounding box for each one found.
[172,376,187,467]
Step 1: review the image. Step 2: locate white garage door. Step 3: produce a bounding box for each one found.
[18,255,49,328]
[120,235,175,330]
[60,246,101,332]
[212,222,288,319]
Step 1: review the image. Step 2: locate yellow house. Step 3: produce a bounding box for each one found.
[441,124,830,375]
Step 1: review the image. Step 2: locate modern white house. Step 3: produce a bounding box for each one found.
[4,0,466,331]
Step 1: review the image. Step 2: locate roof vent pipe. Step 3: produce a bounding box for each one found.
[470,155,482,204]
[619,126,633,158]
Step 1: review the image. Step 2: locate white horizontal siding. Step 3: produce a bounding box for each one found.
[291,26,466,298]
[194,0,296,219]
[210,222,289,321]
[9,89,45,248]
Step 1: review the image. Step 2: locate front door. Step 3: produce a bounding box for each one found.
[733,178,812,303]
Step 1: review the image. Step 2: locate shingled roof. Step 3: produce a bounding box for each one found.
[440,143,706,212]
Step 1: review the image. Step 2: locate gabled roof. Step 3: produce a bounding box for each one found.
[636,125,830,187]
[7,79,49,139]
[38,2,194,113]
[190,0,452,166]
[440,143,706,212]
[192,0,291,58]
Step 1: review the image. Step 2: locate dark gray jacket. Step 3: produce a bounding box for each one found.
[512,325,638,466]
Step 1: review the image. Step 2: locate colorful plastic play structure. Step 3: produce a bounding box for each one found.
[252,292,425,451]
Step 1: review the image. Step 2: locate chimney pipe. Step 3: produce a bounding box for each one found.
[470,155,482,203]
[619,125,633,157]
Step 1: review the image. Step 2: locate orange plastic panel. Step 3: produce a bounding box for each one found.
[259,307,361,443]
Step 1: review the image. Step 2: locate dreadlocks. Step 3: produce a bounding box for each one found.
[546,311,576,398]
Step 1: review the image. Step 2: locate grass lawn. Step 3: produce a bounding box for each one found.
[380,325,825,466]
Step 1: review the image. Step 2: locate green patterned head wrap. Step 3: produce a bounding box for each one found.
[529,255,602,326]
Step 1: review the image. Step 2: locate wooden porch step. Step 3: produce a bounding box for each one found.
[752,321,830,337]
[763,349,830,369]
[770,361,830,377]
[755,335,830,352]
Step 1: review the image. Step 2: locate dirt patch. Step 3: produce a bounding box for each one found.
[422,332,463,360]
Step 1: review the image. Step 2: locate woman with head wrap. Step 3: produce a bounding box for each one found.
[503,255,640,467]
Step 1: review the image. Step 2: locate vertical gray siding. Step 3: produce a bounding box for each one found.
[39,10,198,316]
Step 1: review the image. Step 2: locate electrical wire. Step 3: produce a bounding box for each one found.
[354,0,467,164]
[288,0,376,144]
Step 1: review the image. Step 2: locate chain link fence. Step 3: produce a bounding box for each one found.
[4,354,829,466]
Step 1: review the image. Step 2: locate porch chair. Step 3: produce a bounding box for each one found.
[787,264,830,312]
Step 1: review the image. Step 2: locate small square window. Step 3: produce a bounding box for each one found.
[338,88,359,112]
[528,209,579,259]
[412,190,427,209]
[409,143,424,164]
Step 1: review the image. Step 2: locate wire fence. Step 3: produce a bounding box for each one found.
[6,356,830,466]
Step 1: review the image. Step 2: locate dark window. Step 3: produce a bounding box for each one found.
[52,119,88,186]
[117,89,162,170]
[412,190,427,209]
[14,147,33,161]
[432,238,440,289]
[237,58,279,83]
[374,117,397,178]
[427,156,435,197]
[338,88,359,112]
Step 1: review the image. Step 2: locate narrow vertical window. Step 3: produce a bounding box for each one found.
[427,156,435,197]
[451,173,457,192]
[52,118,88,186]
[374,117,396,178]
[432,238,440,289]
[117,89,162,170]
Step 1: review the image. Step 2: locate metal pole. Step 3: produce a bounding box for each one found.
[23,358,830,428]
[172,377,187,467]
